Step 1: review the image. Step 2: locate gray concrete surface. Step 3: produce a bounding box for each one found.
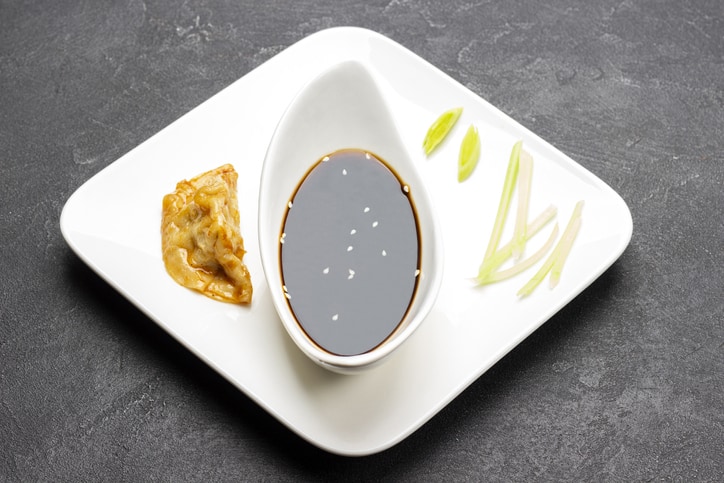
[1,0,722,480]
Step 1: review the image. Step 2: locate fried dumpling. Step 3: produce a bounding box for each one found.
[161,164,252,303]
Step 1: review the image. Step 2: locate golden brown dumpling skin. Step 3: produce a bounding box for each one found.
[161,164,252,303]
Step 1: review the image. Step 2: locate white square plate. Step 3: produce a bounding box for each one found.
[61,27,632,456]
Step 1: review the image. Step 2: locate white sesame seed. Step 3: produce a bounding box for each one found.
[350,229,356,235]
[365,152,371,160]
[414,269,421,277]
[332,314,339,321]
[347,246,353,252]
[372,221,378,228]
[364,207,370,213]
[403,185,410,193]
[323,267,329,274]
[322,156,330,162]
[382,250,387,256]
[342,168,347,175]
[287,200,293,209]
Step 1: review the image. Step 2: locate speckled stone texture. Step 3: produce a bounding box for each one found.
[1,0,722,480]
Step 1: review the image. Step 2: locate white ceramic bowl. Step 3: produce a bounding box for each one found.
[258,60,443,374]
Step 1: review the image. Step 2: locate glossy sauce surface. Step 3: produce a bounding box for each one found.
[280,149,420,356]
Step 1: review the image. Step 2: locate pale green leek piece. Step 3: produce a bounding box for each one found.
[477,224,559,285]
[549,208,583,288]
[482,140,522,262]
[458,124,481,182]
[511,150,533,260]
[476,205,557,283]
[517,200,584,297]
[422,107,463,155]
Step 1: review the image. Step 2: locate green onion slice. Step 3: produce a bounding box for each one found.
[422,107,463,155]
[476,204,557,283]
[458,124,481,182]
[477,224,559,285]
[511,150,533,260]
[549,204,584,288]
[517,200,584,297]
[482,140,522,262]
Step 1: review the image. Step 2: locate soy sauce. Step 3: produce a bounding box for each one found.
[280,149,421,356]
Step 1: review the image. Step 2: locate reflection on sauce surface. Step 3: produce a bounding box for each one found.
[280,149,420,356]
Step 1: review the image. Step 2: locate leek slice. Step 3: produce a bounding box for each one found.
[458,124,481,182]
[517,200,584,297]
[511,150,533,260]
[482,140,522,261]
[422,107,463,155]
[476,204,557,282]
[549,206,583,288]
[477,224,559,285]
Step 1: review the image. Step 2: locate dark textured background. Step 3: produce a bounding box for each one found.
[2,0,722,480]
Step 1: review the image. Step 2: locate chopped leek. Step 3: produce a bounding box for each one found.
[511,150,533,260]
[422,107,463,155]
[458,124,481,182]
[471,137,585,296]
[476,205,557,282]
[517,200,584,297]
[477,224,559,285]
[549,203,584,288]
[482,140,522,261]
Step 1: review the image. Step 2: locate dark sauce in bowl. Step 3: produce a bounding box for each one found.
[280,149,421,356]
